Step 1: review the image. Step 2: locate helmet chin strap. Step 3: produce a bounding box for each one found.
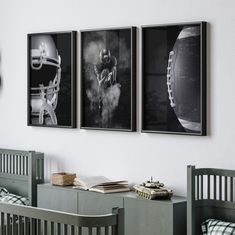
[38,81,58,125]
[39,97,58,125]
[47,68,61,111]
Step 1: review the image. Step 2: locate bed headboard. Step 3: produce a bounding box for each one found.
[0,148,44,206]
[187,165,235,235]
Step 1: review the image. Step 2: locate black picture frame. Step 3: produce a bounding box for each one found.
[27,31,76,128]
[141,22,207,136]
[80,27,136,132]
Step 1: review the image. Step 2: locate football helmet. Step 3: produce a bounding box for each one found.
[30,35,61,125]
[99,48,111,64]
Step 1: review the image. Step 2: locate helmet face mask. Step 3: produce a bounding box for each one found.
[30,35,61,125]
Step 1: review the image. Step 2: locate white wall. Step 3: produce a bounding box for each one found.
[0,0,234,196]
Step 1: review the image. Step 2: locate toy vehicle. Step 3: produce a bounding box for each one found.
[133,177,173,200]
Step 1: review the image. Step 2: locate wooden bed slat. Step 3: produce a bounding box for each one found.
[200,175,203,199]
[21,156,24,176]
[30,218,35,235]
[0,154,2,170]
[105,226,109,235]
[231,177,234,202]
[15,155,18,175]
[88,227,92,235]
[25,217,29,235]
[57,223,61,235]
[64,224,68,235]
[20,156,22,175]
[213,175,217,200]
[19,156,22,175]
[3,155,4,172]
[8,154,10,173]
[0,154,1,172]
[5,154,7,173]
[207,175,210,199]
[70,225,74,235]
[11,155,13,174]
[4,154,6,173]
[41,159,44,180]
[4,154,7,173]
[6,213,10,235]
[18,216,23,235]
[50,221,54,235]
[13,215,17,235]
[196,175,199,200]
[96,227,101,235]
[219,176,222,200]
[43,220,48,235]
[25,156,28,176]
[78,226,82,235]
[112,225,116,235]
[225,176,228,201]
[12,155,15,174]
[37,219,41,235]
[6,155,8,173]
[0,212,4,235]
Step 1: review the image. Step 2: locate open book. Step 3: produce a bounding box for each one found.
[73,176,130,194]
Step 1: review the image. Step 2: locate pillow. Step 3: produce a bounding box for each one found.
[202,219,235,235]
[0,187,9,197]
[0,194,29,206]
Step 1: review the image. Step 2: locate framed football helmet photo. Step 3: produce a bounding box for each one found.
[141,22,207,135]
[27,31,76,128]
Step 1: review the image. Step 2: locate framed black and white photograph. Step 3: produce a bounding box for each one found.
[80,27,136,131]
[142,22,207,135]
[27,31,76,128]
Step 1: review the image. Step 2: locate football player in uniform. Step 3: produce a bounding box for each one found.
[94,49,117,89]
[94,49,117,115]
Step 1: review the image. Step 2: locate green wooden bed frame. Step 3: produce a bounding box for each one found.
[0,204,124,235]
[0,148,44,206]
[0,149,124,234]
[187,165,235,235]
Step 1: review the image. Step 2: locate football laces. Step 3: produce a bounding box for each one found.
[166,51,175,108]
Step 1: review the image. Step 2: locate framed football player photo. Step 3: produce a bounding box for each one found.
[141,22,207,136]
[27,31,76,128]
[80,27,136,131]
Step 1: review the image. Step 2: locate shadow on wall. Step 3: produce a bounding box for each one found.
[44,155,64,182]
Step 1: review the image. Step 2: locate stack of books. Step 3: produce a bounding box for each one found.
[73,176,130,194]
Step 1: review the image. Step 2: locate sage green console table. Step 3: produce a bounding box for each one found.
[38,184,186,235]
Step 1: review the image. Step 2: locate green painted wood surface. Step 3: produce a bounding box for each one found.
[38,184,186,235]
[38,184,78,213]
[124,197,186,235]
[78,190,123,215]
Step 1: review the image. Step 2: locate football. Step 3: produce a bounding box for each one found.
[167,26,201,133]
